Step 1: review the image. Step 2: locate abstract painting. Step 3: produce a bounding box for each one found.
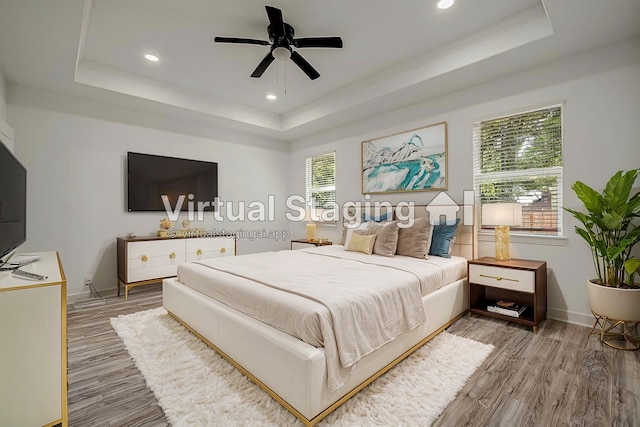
[362,122,448,194]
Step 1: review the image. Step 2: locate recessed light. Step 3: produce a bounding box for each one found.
[266,94,277,100]
[437,0,454,9]
[144,54,159,62]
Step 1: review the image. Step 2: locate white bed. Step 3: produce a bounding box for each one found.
[163,209,475,426]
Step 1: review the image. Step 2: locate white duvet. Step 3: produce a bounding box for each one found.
[177,246,466,390]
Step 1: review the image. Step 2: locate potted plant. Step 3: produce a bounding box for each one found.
[564,169,640,348]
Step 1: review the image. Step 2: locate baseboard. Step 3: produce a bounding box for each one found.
[67,287,118,304]
[547,307,594,328]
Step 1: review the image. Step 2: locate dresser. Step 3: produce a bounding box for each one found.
[117,235,236,299]
[0,251,68,427]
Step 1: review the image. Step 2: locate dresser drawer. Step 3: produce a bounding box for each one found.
[185,237,235,261]
[127,240,185,259]
[469,264,535,293]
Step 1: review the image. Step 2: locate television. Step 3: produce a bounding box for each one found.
[0,140,27,262]
[127,152,218,212]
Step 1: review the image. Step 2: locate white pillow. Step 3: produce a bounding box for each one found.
[343,221,369,248]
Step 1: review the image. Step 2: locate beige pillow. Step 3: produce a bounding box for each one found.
[346,233,377,255]
[366,220,399,257]
[396,216,433,259]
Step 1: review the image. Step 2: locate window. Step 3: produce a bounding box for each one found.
[305,152,336,220]
[473,105,563,236]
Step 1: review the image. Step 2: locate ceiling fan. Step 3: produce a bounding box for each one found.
[214,5,343,80]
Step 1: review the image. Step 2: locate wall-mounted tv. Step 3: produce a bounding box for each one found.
[0,140,27,261]
[127,152,218,212]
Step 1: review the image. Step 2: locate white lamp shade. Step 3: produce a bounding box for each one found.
[482,203,522,226]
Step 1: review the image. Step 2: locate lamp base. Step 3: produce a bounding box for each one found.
[306,222,316,242]
[494,225,511,260]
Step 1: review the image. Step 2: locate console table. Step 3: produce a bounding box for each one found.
[117,234,236,299]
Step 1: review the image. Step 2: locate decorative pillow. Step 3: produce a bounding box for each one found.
[343,222,368,247]
[366,220,399,257]
[429,218,460,258]
[361,212,390,223]
[396,216,433,259]
[346,233,377,255]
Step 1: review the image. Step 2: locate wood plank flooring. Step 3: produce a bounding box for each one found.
[67,285,640,426]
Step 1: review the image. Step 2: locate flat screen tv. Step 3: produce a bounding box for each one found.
[0,140,27,262]
[127,152,218,212]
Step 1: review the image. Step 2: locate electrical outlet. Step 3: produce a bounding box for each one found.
[84,275,93,286]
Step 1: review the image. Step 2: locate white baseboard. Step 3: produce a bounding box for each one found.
[547,307,594,328]
[67,287,118,304]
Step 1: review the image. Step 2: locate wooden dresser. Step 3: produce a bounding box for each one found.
[117,234,236,299]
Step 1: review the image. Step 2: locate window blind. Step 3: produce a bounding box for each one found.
[305,152,336,218]
[473,105,563,235]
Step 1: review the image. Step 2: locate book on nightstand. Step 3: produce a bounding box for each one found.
[487,301,527,318]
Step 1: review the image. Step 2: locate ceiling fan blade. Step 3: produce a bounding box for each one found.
[251,52,275,78]
[294,37,343,49]
[290,51,320,80]
[214,37,270,46]
[265,6,283,27]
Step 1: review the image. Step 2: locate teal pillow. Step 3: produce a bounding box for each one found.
[362,212,389,223]
[429,218,460,258]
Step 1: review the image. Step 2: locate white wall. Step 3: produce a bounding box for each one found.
[8,105,291,298]
[0,68,6,121]
[288,40,640,326]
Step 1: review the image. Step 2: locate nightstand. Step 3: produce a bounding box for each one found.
[468,257,547,333]
[290,239,332,250]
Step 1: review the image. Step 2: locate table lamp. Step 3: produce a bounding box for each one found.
[305,208,316,242]
[482,203,522,260]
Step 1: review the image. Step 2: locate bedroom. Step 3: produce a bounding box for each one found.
[0,0,639,425]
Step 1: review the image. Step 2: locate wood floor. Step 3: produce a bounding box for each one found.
[67,285,640,426]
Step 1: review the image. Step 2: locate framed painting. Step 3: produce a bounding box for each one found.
[362,121,448,194]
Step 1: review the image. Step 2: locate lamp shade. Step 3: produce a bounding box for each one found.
[482,203,522,226]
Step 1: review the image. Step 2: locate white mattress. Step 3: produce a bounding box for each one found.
[177,246,466,347]
[176,246,467,390]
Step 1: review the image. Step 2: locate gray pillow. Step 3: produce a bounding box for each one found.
[396,216,433,259]
[366,221,399,257]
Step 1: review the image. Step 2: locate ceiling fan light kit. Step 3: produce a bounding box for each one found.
[213,5,343,80]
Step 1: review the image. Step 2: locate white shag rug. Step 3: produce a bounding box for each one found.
[111,307,493,426]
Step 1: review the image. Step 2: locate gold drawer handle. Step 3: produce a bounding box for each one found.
[479,274,519,282]
[169,252,176,259]
[196,249,203,256]
[141,255,148,262]
[220,247,226,254]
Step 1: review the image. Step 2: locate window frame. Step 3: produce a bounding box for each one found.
[473,103,564,238]
[305,151,337,222]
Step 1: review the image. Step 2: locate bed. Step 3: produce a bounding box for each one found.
[163,207,476,426]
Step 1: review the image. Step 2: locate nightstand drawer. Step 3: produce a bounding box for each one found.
[469,264,535,293]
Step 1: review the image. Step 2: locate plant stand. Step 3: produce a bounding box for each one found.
[589,311,640,351]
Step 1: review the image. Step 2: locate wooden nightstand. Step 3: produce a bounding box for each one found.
[290,239,332,250]
[468,257,547,333]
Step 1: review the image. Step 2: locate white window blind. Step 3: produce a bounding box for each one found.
[473,105,563,236]
[305,152,336,219]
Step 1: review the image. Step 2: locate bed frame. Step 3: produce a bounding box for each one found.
[163,207,476,426]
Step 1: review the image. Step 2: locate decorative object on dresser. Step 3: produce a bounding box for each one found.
[0,251,68,427]
[290,238,332,250]
[117,234,236,300]
[564,169,640,350]
[481,202,522,261]
[468,257,547,333]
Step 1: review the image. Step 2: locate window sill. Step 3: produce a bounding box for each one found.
[478,232,568,246]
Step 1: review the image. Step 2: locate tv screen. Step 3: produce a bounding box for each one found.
[127,152,218,212]
[0,140,27,261]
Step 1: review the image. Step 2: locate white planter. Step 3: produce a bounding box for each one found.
[587,280,640,322]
